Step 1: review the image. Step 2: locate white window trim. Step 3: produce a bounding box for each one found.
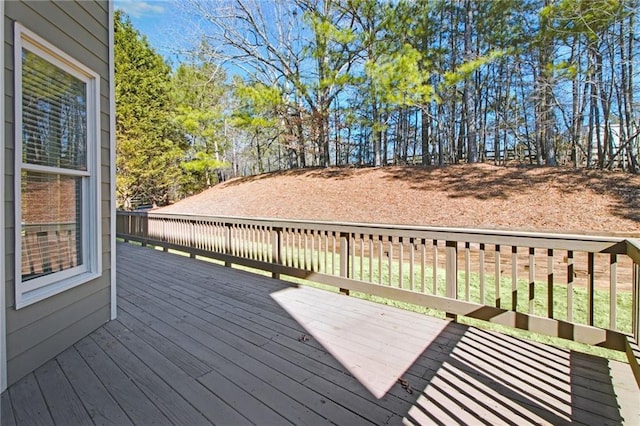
[14,23,101,309]
[109,0,118,321]
[1,0,7,393]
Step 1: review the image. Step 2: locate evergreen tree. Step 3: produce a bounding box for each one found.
[172,57,230,195]
[114,10,185,208]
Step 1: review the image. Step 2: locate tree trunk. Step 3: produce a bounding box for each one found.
[464,0,478,163]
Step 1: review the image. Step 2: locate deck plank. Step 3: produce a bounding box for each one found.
[103,318,251,425]
[55,346,133,426]
[89,327,212,425]
[33,360,93,426]
[7,373,54,426]
[1,387,17,426]
[73,336,171,425]
[111,310,212,378]
[3,242,638,425]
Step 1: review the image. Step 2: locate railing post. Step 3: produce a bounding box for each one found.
[340,232,350,295]
[445,240,458,320]
[272,227,282,279]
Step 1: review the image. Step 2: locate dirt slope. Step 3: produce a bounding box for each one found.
[158,164,640,236]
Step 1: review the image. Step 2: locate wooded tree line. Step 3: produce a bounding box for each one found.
[115,1,639,208]
[188,0,638,171]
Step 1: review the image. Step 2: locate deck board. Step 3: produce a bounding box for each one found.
[7,373,54,426]
[0,392,16,426]
[2,242,639,425]
[54,346,133,426]
[73,336,171,425]
[103,319,248,425]
[33,359,94,426]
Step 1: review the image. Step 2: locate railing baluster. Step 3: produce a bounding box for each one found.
[495,245,501,308]
[445,241,457,300]
[399,237,404,289]
[378,236,383,284]
[359,235,364,281]
[322,231,327,273]
[567,250,574,322]
[299,229,303,268]
[368,236,374,283]
[289,228,294,267]
[588,252,595,326]
[610,253,617,330]
[253,225,257,260]
[313,231,317,271]
[512,246,518,311]
[235,225,240,256]
[633,262,639,344]
[213,222,217,252]
[263,226,267,260]
[251,226,256,259]
[465,242,471,301]
[304,231,309,270]
[304,230,308,269]
[388,237,393,287]
[432,239,438,295]
[529,248,535,314]
[421,239,426,293]
[548,249,554,319]
[241,225,246,257]
[244,225,249,258]
[409,238,415,292]
[340,232,349,278]
[479,243,485,304]
[350,234,356,278]
[331,232,336,275]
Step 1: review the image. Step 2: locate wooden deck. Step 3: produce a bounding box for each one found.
[2,243,638,425]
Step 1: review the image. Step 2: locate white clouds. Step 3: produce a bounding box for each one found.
[115,0,166,18]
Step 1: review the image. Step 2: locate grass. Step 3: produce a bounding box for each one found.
[118,238,632,362]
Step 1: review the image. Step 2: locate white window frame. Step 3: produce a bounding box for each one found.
[14,23,101,309]
[1,0,6,392]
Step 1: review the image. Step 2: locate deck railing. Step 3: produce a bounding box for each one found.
[116,211,640,382]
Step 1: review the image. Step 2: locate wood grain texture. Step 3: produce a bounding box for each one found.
[2,242,638,425]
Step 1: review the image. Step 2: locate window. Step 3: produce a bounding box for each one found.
[15,24,101,308]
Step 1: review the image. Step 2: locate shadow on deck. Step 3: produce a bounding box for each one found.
[2,243,638,425]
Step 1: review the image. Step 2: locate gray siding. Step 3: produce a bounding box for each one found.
[4,0,111,386]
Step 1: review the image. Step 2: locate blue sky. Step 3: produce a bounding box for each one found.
[114,0,192,64]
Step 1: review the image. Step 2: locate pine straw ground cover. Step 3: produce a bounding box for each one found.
[157,164,640,360]
[160,163,640,236]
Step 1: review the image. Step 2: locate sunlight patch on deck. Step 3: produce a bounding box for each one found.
[270,286,449,399]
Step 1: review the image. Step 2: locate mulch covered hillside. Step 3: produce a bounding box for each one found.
[158,164,640,236]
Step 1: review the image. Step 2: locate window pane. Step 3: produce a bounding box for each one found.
[21,171,83,281]
[22,49,87,170]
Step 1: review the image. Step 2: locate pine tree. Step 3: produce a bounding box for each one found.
[114,10,185,208]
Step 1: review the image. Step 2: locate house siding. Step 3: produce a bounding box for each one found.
[3,1,111,386]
